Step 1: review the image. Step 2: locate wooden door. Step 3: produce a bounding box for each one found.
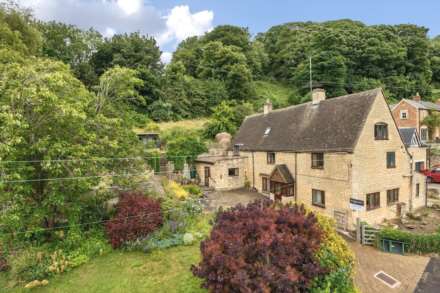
[204,167,210,187]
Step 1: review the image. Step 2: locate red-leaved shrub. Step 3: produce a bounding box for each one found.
[105,192,163,249]
[192,199,327,292]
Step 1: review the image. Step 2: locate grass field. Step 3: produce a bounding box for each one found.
[254,80,294,109]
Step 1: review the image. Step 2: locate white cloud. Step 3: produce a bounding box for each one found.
[8,1,214,52]
[160,52,172,64]
[158,5,214,47]
[104,27,116,38]
[116,0,142,16]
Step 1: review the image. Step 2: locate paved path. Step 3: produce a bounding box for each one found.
[349,241,430,293]
[415,258,440,293]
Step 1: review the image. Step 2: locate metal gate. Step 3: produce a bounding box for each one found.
[361,223,379,245]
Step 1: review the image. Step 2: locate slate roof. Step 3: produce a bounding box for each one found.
[232,88,381,153]
[402,99,440,111]
[399,128,421,147]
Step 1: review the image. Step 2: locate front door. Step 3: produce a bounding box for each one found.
[204,167,210,187]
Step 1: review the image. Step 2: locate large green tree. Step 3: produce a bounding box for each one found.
[0,3,42,55]
[38,21,103,86]
[260,20,433,99]
[0,49,144,244]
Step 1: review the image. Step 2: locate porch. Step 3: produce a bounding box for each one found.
[263,164,295,201]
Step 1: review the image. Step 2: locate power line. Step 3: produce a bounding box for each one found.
[0,153,232,165]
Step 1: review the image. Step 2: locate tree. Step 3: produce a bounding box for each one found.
[172,36,203,76]
[260,20,433,99]
[38,21,103,86]
[226,63,256,101]
[192,200,327,292]
[204,25,251,52]
[430,36,440,86]
[197,41,256,102]
[165,129,207,171]
[0,3,42,55]
[91,32,162,76]
[94,66,144,116]
[0,50,144,244]
[203,102,238,138]
[203,101,253,138]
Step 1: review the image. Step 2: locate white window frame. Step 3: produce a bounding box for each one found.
[400,110,408,120]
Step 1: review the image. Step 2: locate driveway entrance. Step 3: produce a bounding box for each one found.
[348,241,430,293]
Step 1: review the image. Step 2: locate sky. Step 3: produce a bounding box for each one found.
[8,0,440,63]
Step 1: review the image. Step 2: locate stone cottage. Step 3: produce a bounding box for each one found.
[197,88,427,230]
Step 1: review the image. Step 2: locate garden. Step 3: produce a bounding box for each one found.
[1,188,357,292]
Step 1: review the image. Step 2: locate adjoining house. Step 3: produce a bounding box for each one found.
[398,127,428,210]
[391,94,440,142]
[196,88,427,230]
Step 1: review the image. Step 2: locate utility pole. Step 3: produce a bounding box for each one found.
[309,56,313,96]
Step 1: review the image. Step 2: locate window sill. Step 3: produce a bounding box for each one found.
[387,166,396,169]
[375,138,389,141]
[312,203,325,209]
[387,202,398,207]
[311,166,324,170]
[366,207,380,211]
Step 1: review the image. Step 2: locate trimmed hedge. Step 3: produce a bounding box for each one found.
[377,228,440,254]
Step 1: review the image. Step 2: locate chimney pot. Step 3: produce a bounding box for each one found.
[413,93,421,102]
[312,88,326,105]
[263,99,272,114]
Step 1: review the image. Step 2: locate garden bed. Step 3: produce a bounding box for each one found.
[389,207,440,234]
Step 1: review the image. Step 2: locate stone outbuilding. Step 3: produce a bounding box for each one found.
[195,133,248,190]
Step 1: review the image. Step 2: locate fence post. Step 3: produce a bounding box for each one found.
[356,218,361,243]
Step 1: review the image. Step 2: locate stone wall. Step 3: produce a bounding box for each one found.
[352,91,415,226]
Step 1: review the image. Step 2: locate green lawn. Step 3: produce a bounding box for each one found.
[1,244,206,293]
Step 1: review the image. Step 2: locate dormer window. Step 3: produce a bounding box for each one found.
[374,123,388,140]
[264,127,271,136]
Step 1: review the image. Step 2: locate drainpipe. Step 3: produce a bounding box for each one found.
[252,151,255,189]
[294,153,298,204]
[409,154,414,212]
[425,147,429,208]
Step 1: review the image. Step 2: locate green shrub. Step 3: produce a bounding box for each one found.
[377,228,440,254]
[5,228,110,284]
[7,247,50,283]
[183,184,202,197]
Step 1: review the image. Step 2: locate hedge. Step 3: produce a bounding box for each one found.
[377,228,440,254]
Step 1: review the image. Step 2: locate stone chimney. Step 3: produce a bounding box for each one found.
[413,92,421,102]
[263,99,272,115]
[312,88,326,105]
